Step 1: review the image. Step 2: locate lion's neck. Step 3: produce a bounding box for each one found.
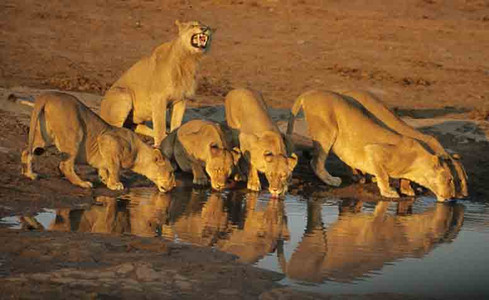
[131,141,152,176]
[153,40,202,98]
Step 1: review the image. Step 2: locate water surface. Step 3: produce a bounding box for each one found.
[2,187,489,298]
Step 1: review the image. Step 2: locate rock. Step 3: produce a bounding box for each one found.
[218,289,239,295]
[135,263,160,282]
[114,263,135,274]
[174,280,192,290]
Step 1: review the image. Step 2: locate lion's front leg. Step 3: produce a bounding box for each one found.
[170,100,187,133]
[191,162,209,186]
[98,135,125,191]
[152,96,168,147]
[247,163,262,192]
[364,144,400,199]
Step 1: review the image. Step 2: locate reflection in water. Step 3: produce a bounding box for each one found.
[49,191,172,237]
[21,189,467,285]
[215,193,290,263]
[284,199,464,283]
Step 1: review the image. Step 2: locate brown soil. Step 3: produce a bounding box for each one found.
[1,0,489,298]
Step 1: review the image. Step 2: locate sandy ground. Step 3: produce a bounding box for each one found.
[1,0,489,298]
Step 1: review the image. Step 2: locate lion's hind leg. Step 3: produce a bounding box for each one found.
[400,179,415,196]
[21,149,38,180]
[311,139,342,187]
[98,134,125,191]
[364,143,400,198]
[100,87,134,128]
[56,128,93,189]
[21,118,49,180]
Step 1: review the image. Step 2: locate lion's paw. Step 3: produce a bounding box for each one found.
[328,176,342,187]
[193,176,209,186]
[24,172,39,180]
[380,188,400,198]
[108,182,124,190]
[79,181,94,189]
[247,181,262,192]
[234,173,247,182]
[400,185,416,197]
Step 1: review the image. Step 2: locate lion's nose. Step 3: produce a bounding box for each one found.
[213,183,225,191]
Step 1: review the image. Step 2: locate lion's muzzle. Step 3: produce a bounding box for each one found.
[191,30,210,50]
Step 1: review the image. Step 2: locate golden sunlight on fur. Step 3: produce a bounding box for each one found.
[160,120,241,191]
[100,20,213,147]
[17,92,175,192]
[287,90,455,201]
[225,88,298,196]
[341,90,468,198]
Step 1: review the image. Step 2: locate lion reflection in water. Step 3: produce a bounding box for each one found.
[168,191,290,263]
[281,199,464,283]
[34,192,463,283]
[48,190,172,237]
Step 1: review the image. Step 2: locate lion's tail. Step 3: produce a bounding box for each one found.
[286,94,305,136]
[8,93,36,107]
[27,95,48,154]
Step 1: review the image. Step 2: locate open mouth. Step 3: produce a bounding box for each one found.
[191,32,209,49]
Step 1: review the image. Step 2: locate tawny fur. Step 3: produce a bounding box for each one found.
[287,90,455,201]
[340,90,468,198]
[225,88,298,196]
[18,92,176,192]
[160,119,241,191]
[100,20,213,147]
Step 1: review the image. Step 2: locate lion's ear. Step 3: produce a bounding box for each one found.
[153,149,166,165]
[209,143,222,157]
[432,155,442,167]
[231,147,241,164]
[175,20,182,31]
[288,153,298,171]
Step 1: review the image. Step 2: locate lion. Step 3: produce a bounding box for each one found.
[160,119,241,191]
[225,88,298,196]
[17,92,176,192]
[287,90,455,201]
[100,20,213,147]
[340,90,468,198]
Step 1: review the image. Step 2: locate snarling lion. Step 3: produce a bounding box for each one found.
[17,92,176,192]
[341,90,468,198]
[225,88,298,196]
[100,20,213,147]
[160,119,241,191]
[287,90,455,201]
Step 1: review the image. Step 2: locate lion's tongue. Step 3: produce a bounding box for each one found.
[199,34,207,47]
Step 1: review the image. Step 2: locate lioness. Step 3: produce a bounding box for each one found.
[160,120,241,190]
[225,88,298,196]
[100,20,213,147]
[287,90,455,201]
[341,90,468,198]
[18,92,176,192]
